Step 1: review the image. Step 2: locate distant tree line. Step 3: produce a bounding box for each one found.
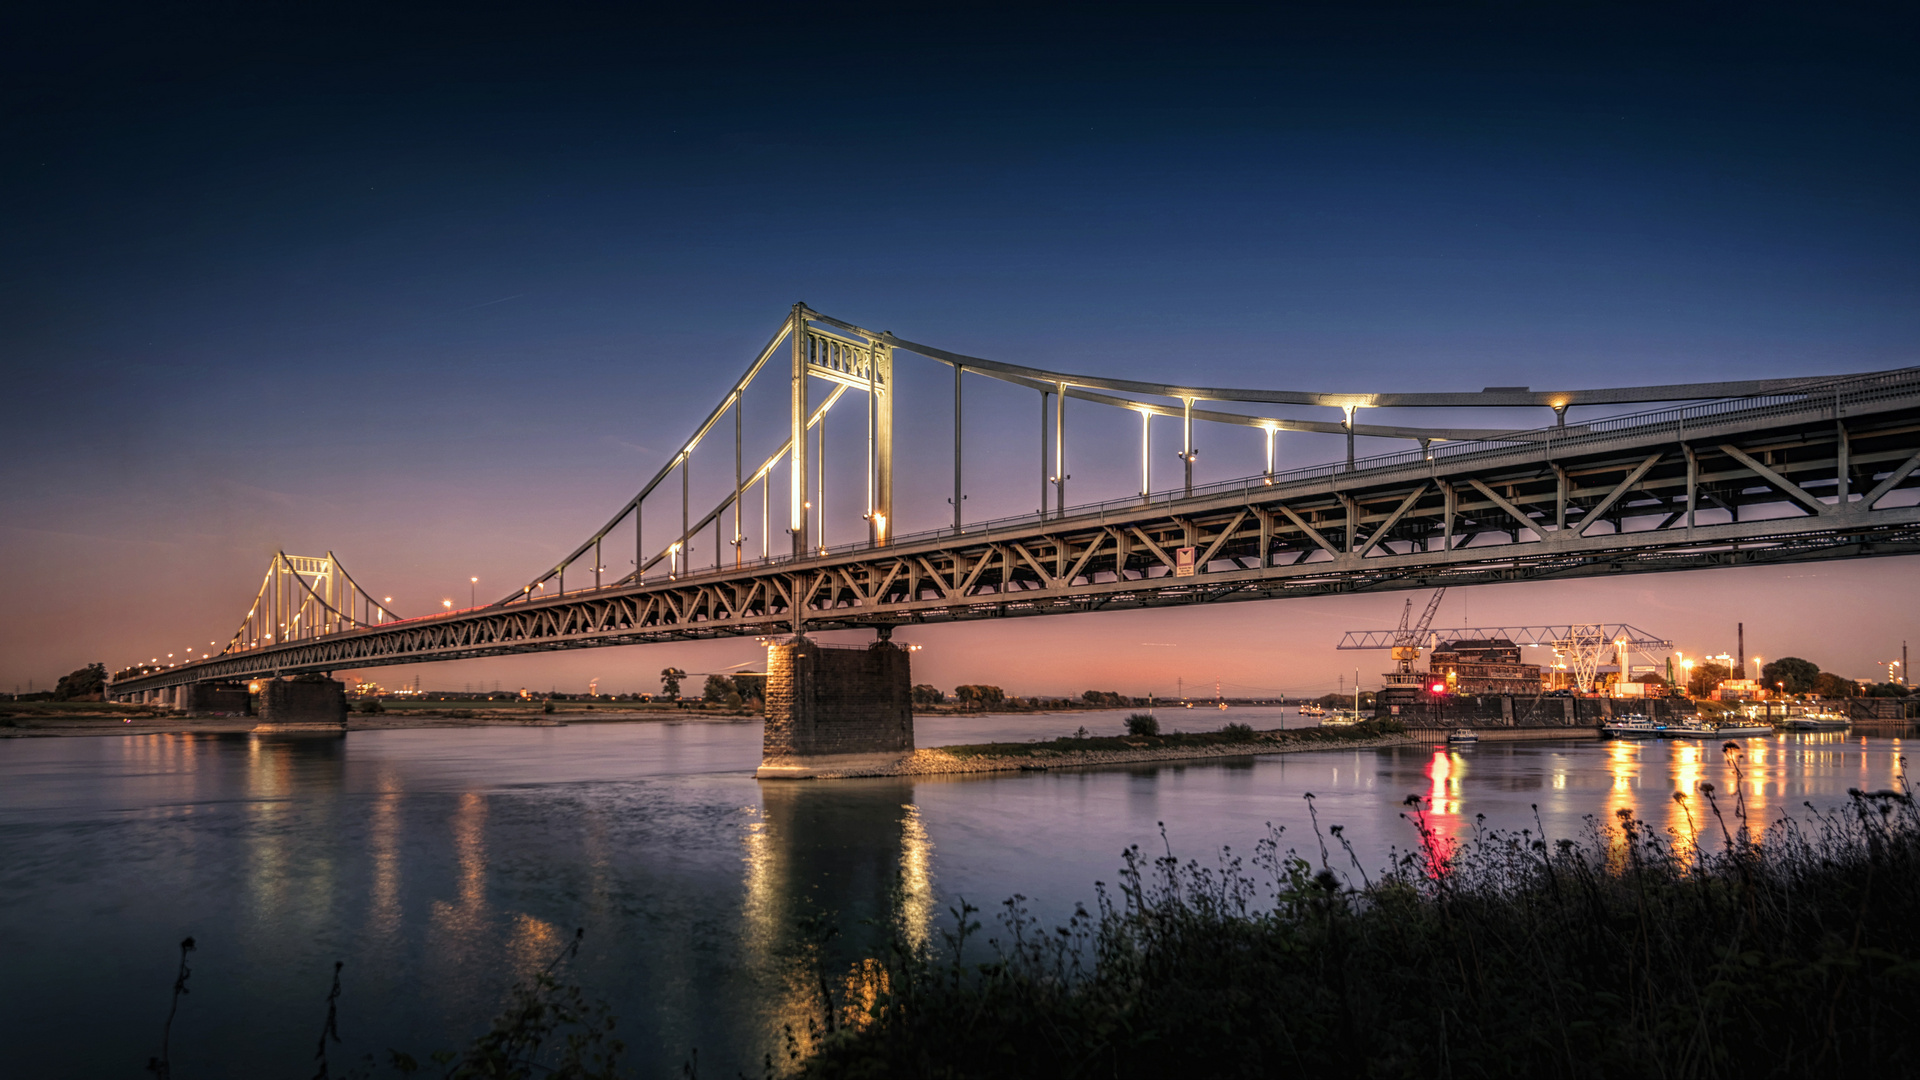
[903,686,1156,711]
[54,664,106,701]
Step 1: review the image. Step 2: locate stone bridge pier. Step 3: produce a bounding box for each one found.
[756,631,914,779]
[183,681,253,717]
[256,676,348,727]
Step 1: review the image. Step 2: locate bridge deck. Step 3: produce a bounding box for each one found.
[112,366,1920,694]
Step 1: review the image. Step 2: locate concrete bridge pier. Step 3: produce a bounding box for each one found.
[756,630,914,779]
[256,675,348,728]
[183,681,253,717]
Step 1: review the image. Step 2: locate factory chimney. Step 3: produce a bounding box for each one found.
[1736,622,1745,680]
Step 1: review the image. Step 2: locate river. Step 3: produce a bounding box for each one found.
[0,709,1906,1078]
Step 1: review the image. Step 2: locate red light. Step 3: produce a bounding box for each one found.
[1430,683,1447,693]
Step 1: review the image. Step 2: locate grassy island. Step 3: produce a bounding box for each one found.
[792,719,1422,778]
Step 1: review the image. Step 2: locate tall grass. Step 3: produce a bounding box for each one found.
[794,746,1920,1079]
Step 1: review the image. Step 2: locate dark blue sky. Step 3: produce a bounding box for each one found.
[4,2,1915,694]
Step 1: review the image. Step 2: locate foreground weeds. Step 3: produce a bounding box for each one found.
[794,747,1920,1079]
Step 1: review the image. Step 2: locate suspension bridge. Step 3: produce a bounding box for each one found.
[110,304,1920,709]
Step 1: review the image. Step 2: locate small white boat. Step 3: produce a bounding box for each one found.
[1714,722,1773,737]
[1446,728,1479,745]
[1660,721,1718,739]
[1320,710,1363,727]
[1782,713,1849,732]
[1603,715,1661,738]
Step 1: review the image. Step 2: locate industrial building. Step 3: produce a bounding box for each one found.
[1427,639,1545,695]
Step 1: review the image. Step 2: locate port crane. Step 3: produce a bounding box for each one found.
[1382,589,1448,686]
[1392,589,1448,673]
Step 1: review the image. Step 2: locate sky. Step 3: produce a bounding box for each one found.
[2,2,1916,697]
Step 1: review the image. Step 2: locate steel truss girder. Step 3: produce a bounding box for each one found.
[111,381,1920,695]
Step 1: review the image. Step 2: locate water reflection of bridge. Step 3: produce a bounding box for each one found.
[745,780,933,1038]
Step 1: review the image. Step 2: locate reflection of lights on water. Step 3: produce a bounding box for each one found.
[841,957,892,1030]
[246,734,294,915]
[1668,743,1702,861]
[1426,750,1463,815]
[369,776,401,937]
[739,805,826,1047]
[430,792,490,938]
[506,912,564,979]
[1608,740,1636,793]
[898,804,934,952]
[1604,740,1639,872]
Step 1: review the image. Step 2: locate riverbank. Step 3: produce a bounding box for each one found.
[774,723,1599,779]
[0,704,758,737]
[794,784,1920,1079]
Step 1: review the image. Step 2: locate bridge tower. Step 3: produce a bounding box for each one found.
[791,304,893,557]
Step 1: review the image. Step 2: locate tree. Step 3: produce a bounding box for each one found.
[969,685,1004,710]
[951,685,1005,710]
[731,674,766,701]
[1761,657,1821,696]
[911,684,945,707]
[659,668,686,698]
[1125,712,1160,736]
[1687,662,1730,698]
[1082,690,1126,706]
[1867,682,1912,698]
[1814,671,1858,699]
[54,663,106,701]
[702,674,732,703]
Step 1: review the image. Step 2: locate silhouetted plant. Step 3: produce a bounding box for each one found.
[145,935,194,1079]
[312,961,343,1080]
[1123,713,1159,736]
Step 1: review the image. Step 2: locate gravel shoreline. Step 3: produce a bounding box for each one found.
[792,732,1426,779]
